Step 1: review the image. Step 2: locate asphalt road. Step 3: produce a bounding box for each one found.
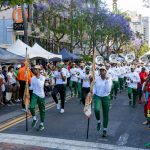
[0,90,149,149]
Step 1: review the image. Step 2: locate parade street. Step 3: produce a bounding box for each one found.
[0,91,149,150]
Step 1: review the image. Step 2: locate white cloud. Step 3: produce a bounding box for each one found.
[105,0,150,17]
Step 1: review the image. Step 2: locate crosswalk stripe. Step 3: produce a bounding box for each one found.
[0,133,145,150]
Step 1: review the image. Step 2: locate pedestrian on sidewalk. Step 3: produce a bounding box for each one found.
[29,65,46,131]
[51,63,66,114]
[93,66,112,137]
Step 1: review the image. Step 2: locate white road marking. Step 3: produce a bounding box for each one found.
[117,133,129,146]
[0,133,145,150]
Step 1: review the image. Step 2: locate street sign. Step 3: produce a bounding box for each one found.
[13,23,24,31]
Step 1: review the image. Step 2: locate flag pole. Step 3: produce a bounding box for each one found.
[84,47,96,140]
[24,47,30,132]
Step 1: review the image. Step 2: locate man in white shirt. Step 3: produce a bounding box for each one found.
[69,63,78,97]
[126,66,141,107]
[93,66,112,138]
[61,62,70,101]
[76,63,85,101]
[30,65,46,131]
[51,63,66,114]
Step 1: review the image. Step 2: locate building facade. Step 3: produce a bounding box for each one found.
[0,8,14,45]
[128,11,150,46]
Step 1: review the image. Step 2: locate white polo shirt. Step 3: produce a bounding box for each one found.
[30,75,45,98]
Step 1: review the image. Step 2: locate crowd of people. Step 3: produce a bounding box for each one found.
[0,60,150,137]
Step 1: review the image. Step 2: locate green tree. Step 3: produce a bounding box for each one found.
[137,43,150,58]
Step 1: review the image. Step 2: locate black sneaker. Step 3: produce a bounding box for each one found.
[32,119,38,128]
[37,124,44,131]
[97,123,101,131]
[102,130,107,138]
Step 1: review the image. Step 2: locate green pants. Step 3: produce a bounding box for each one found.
[94,94,110,128]
[30,93,45,122]
[110,81,119,99]
[119,78,124,91]
[128,87,138,106]
[77,82,82,99]
[69,81,78,96]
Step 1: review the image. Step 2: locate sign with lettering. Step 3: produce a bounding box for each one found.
[13,23,24,30]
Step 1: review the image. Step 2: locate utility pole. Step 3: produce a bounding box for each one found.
[21,4,28,44]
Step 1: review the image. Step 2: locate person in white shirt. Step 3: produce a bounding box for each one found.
[7,66,17,104]
[51,63,66,114]
[61,62,70,101]
[126,66,141,107]
[81,66,92,105]
[76,63,85,101]
[93,66,112,137]
[69,63,78,97]
[30,65,46,131]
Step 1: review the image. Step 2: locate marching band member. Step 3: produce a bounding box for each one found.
[61,62,70,101]
[76,63,85,102]
[30,65,46,131]
[126,66,140,107]
[51,64,66,114]
[81,66,92,105]
[69,63,78,97]
[93,66,112,137]
[118,64,126,92]
[110,63,119,100]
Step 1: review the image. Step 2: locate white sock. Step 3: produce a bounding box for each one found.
[40,122,44,126]
[97,120,101,123]
[104,128,107,131]
[33,116,37,120]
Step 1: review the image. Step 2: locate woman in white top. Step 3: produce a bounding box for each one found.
[93,66,112,137]
[7,66,17,103]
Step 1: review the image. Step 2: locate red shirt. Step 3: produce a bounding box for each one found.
[139,72,148,85]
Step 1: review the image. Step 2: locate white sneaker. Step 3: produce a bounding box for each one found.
[60,109,64,114]
[56,103,60,110]
[16,99,21,102]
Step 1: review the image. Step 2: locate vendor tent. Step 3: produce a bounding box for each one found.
[31,43,62,59]
[59,49,81,61]
[0,48,24,64]
[7,39,33,58]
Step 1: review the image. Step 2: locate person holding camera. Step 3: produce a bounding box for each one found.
[51,64,66,114]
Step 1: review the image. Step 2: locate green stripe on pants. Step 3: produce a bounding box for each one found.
[94,94,110,128]
[30,93,45,122]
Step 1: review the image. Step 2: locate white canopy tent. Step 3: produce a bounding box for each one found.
[7,40,62,59]
[7,39,34,58]
[31,43,62,59]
